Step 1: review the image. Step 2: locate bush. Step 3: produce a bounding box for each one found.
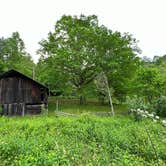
[126,95,151,111]
[153,96,166,117]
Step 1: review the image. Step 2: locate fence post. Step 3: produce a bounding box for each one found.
[56,100,59,112]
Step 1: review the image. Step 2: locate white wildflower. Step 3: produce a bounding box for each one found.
[155,116,159,120]
[130,109,134,112]
[137,108,141,112]
[142,114,147,118]
[139,110,144,114]
[148,113,154,118]
[161,120,166,126]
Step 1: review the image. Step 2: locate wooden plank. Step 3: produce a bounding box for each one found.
[3,104,8,116]
[22,103,25,116]
[8,104,12,116]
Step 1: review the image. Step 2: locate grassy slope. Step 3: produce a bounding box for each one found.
[0,98,165,165]
[0,115,165,165]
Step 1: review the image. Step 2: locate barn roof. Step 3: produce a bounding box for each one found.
[0,69,49,91]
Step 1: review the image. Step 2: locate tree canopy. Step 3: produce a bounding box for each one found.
[37,15,140,103]
[0,14,165,108]
[0,32,34,77]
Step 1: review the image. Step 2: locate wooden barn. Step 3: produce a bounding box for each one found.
[0,69,49,116]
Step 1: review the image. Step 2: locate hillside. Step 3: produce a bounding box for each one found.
[0,115,165,165]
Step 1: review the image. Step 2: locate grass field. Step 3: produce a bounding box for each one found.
[48,97,127,115]
[0,98,165,165]
[0,115,165,165]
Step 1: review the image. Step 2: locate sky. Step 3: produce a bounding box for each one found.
[0,0,166,63]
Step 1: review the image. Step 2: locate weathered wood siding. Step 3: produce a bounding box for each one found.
[0,77,47,104]
[3,103,25,116]
[0,76,48,116]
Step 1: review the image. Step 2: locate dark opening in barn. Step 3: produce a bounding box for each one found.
[0,69,49,116]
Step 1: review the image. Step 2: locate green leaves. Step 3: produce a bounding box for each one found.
[0,116,165,165]
[38,15,101,97]
[38,15,140,101]
[0,32,34,77]
[133,67,166,103]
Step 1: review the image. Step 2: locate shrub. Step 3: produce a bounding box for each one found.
[126,95,151,111]
[153,96,166,117]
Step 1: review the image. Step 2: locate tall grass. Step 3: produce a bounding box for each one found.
[48,97,127,114]
[0,115,165,165]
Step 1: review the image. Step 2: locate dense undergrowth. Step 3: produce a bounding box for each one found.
[0,115,165,166]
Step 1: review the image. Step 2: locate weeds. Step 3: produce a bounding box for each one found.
[0,116,165,165]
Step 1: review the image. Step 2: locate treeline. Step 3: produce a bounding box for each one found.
[0,15,166,107]
[0,32,34,77]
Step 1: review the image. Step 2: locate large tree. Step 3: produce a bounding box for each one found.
[38,15,140,103]
[38,15,100,103]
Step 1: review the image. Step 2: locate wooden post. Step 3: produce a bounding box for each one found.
[14,103,17,115]
[8,104,12,116]
[46,104,48,114]
[56,100,59,112]
[22,103,25,117]
[41,103,46,114]
[4,104,8,116]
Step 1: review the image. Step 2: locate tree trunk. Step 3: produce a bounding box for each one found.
[98,93,105,105]
[80,95,86,105]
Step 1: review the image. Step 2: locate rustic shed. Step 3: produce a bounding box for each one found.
[0,69,49,116]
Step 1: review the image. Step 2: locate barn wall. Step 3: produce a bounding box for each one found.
[3,103,25,116]
[0,77,43,104]
[0,76,48,116]
[2,103,45,116]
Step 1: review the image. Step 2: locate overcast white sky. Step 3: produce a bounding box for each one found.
[0,0,166,63]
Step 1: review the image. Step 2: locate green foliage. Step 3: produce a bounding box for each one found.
[0,116,165,165]
[38,15,100,98]
[0,32,34,77]
[36,56,70,95]
[153,55,166,74]
[37,15,140,102]
[133,67,165,103]
[153,96,166,117]
[126,95,152,111]
[126,96,150,121]
[126,96,146,110]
